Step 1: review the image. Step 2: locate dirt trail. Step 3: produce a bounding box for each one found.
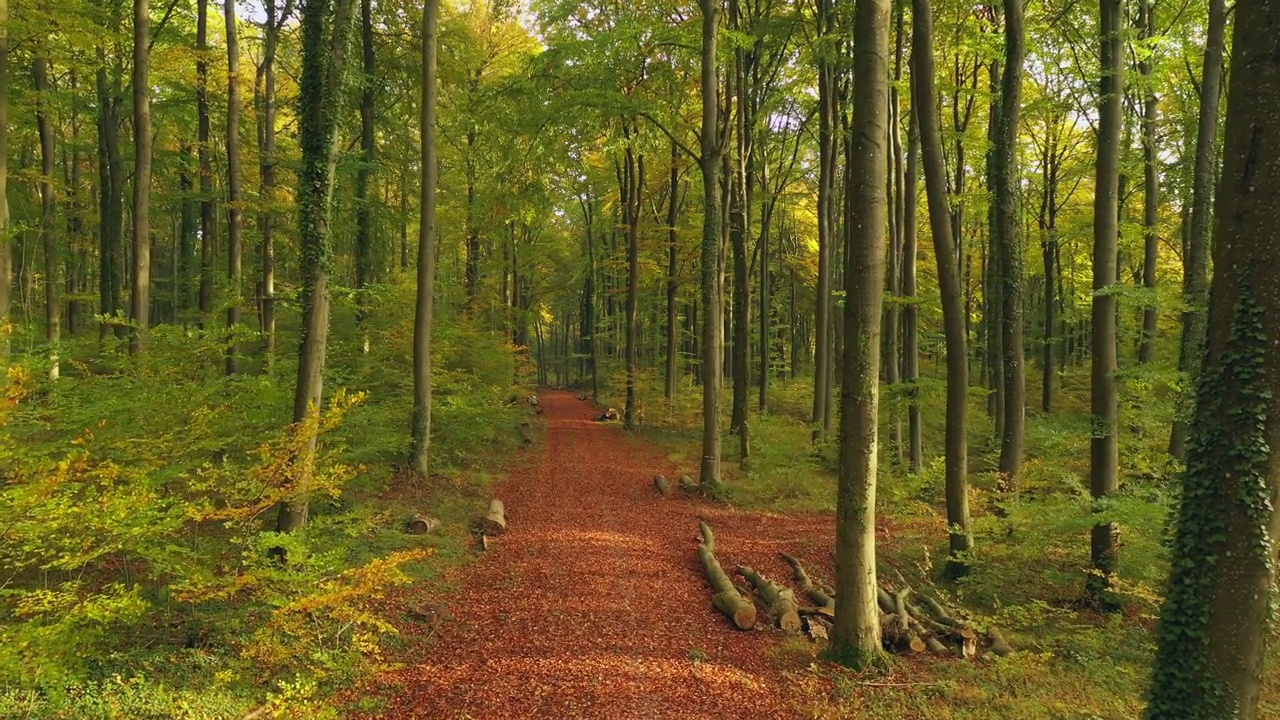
[370,390,833,719]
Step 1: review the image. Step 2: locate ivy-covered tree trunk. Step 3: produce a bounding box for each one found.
[912,0,970,575]
[277,0,355,533]
[994,0,1025,486]
[1167,0,1224,458]
[1089,0,1123,596]
[698,0,724,489]
[409,0,439,478]
[34,55,57,378]
[1148,6,1280,715]
[831,0,889,670]
[225,0,243,374]
[129,0,152,353]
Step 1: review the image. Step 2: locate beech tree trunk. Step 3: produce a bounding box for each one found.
[35,55,57,378]
[409,0,439,476]
[1148,7,1280,715]
[903,103,922,473]
[277,0,355,533]
[225,0,243,373]
[1167,0,1224,458]
[622,137,644,430]
[197,0,214,323]
[698,0,724,489]
[260,0,286,360]
[1090,0,1123,595]
[994,0,1025,484]
[912,0,971,575]
[832,0,889,669]
[1136,0,1158,365]
[129,0,152,353]
[355,0,375,349]
[812,0,835,440]
[0,0,7,357]
[665,142,680,401]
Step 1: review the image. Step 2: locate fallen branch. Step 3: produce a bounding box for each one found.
[737,565,802,632]
[779,552,835,618]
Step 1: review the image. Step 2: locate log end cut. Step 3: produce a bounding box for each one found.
[406,515,439,535]
[483,499,507,535]
[712,591,757,630]
[654,474,672,496]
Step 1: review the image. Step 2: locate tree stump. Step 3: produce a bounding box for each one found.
[654,474,672,496]
[406,515,439,535]
[483,499,507,535]
[678,475,699,494]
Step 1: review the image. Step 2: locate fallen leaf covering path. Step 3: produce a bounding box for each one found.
[368,390,820,720]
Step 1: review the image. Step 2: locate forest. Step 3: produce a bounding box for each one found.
[1,0,1279,716]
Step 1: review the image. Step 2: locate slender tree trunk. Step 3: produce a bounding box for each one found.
[1136,0,1158,365]
[912,0,971,575]
[197,0,214,323]
[994,0,1025,484]
[34,56,57,377]
[260,0,284,361]
[812,0,835,440]
[464,128,479,303]
[277,0,355,534]
[0,0,7,357]
[225,0,243,373]
[129,0,151,352]
[355,0,375,351]
[1168,0,1224,457]
[68,76,85,335]
[884,1,905,461]
[832,0,890,669]
[178,143,194,316]
[1148,7,1280,714]
[623,139,644,430]
[409,0,439,477]
[1090,0,1124,598]
[95,56,123,343]
[665,143,681,401]
[903,102,922,473]
[698,0,724,489]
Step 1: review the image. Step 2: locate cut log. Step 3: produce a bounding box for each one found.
[737,565,802,632]
[678,475,699,494]
[919,593,964,627]
[987,625,1013,656]
[805,616,830,642]
[779,553,837,616]
[908,634,928,653]
[406,515,439,535]
[697,522,756,630]
[892,588,912,632]
[483,499,507,535]
[654,474,672,496]
[518,422,533,445]
[925,635,949,655]
[576,391,587,400]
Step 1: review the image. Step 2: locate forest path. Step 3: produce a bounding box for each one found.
[369,389,825,719]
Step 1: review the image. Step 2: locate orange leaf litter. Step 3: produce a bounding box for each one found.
[361,390,842,719]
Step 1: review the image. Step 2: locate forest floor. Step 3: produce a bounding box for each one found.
[353,390,841,719]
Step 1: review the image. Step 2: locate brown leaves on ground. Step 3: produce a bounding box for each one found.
[361,390,847,719]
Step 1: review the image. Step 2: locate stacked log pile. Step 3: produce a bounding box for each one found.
[695,522,1014,659]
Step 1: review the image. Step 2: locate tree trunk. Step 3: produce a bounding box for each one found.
[129,0,151,353]
[665,143,680,401]
[698,0,724,490]
[409,0,439,477]
[197,0,214,323]
[994,0,1025,484]
[95,54,123,343]
[1167,0,1224,458]
[355,0,375,350]
[225,0,243,373]
[623,139,644,430]
[903,101,922,473]
[912,0,971,576]
[1136,0,1158,365]
[464,128,479,303]
[812,0,835,440]
[1090,0,1123,597]
[1148,8,1280,715]
[260,0,283,361]
[0,0,7,357]
[277,0,355,534]
[35,56,58,378]
[832,0,889,670]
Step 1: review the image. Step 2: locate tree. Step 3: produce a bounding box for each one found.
[1167,0,1225,458]
[621,134,644,431]
[911,0,971,576]
[225,0,244,373]
[994,0,1025,486]
[0,0,7,357]
[1135,0,1158,365]
[831,0,890,669]
[197,0,215,322]
[811,0,836,440]
[129,0,152,352]
[259,0,291,359]
[697,0,725,489]
[1090,0,1123,597]
[34,54,57,378]
[355,0,376,351]
[1147,1,1280,713]
[410,0,440,478]
[277,0,356,533]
